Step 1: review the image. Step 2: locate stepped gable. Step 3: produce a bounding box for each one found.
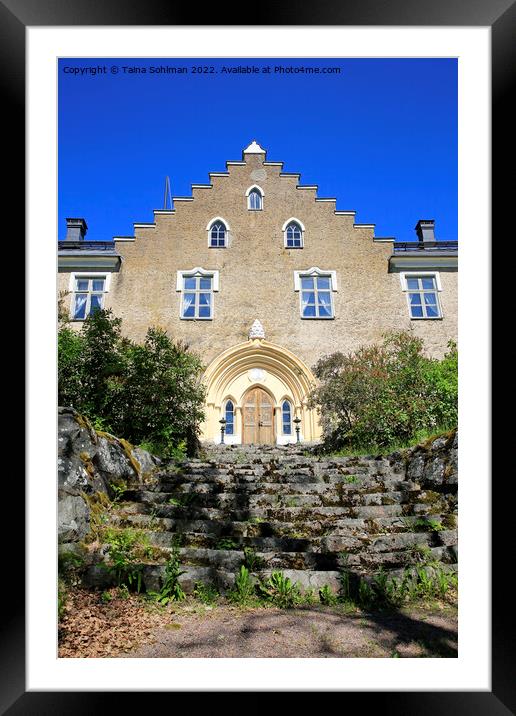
[82,433,458,594]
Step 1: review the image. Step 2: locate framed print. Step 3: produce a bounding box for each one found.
[6,0,512,710]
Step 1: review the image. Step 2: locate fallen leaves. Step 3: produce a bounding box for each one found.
[58,587,170,658]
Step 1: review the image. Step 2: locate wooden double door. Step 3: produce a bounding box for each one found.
[242,387,275,444]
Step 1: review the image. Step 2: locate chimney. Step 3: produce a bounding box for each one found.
[415,219,435,244]
[65,217,88,242]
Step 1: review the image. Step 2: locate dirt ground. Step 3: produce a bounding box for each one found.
[58,588,457,659]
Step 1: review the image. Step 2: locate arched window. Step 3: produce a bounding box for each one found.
[210,221,227,247]
[248,189,263,210]
[225,400,235,435]
[282,400,292,435]
[285,221,303,248]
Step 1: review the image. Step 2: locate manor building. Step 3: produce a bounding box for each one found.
[58,141,458,445]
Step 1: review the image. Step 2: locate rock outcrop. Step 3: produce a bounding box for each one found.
[58,407,160,547]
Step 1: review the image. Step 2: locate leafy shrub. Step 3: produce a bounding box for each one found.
[147,547,186,604]
[216,538,239,550]
[338,563,457,610]
[258,571,301,608]
[58,309,206,457]
[319,584,338,606]
[242,546,265,571]
[193,581,219,605]
[413,517,445,532]
[101,528,149,592]
[229,565,256,605]
[308,332,458,451]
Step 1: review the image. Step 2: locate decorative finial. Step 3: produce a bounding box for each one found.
[243,140,266,154]
[249,319,265,339]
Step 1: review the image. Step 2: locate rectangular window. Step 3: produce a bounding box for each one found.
[405,275,441,319]
[72,276,106,320]
[300,275,333,318]
[181,275,213,319]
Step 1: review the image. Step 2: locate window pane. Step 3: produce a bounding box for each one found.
[318,303,332,317]
[199,278,212,290]
[303,304,316,317]
[301,277,314,290]
[199,293,211,306]
[424,293,437,305]
[410,305,424,318]
[92,279,105,291]
[426,305,439,318]
[90,294,103,314]
[409,293,422,306]
[182,293,196,317]
[406,278,419,290]
[76,279,89,291]
[73,294,87,319]
[318,292,331,306]
[316,277,330,290]
[225,401,234,434]
[198,305,211,318]
[421,277,436,290]
[184,277,196,290]
[303,291,316,305]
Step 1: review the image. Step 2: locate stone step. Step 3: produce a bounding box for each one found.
[117,502,411,525]
[126,487,414,508]
[154,463,405,483]
[112,505,450,539]
[129,525,456,561]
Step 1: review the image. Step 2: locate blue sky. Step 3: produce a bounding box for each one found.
[58,58,457,243]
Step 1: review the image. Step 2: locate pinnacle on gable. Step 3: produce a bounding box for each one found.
[243,140,266,154]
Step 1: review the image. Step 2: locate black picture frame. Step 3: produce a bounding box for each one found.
[8,0,512,711]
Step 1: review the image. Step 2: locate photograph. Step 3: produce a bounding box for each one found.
[56,56,460,661]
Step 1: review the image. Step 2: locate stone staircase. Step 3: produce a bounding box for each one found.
[89,435,458,594]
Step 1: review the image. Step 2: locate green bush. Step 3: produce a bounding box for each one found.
[258,571,301,608]
[147,547,186,604]
[308,331,458,451]
[101,527,150,592]
[58,309,206,457]
[228,565,256,605]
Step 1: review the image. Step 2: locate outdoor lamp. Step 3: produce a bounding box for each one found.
[219,417,227,444]
[293,416,301,443]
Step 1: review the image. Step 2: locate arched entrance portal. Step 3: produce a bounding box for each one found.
[201,337,322,445]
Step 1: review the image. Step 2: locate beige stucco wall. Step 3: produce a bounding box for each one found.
[58,151,457,363]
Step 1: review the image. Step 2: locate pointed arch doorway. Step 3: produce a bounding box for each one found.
[201,337,322,445]
[242,386,275,444]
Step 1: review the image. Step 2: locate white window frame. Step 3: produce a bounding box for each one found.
[206,217,230,248]
[176,268,219,320]
[68,271,110,321]
[224,399,235,436]
[400,271,443,320]
[294,267,337,319]
[282,218,305,249]
[245,185,265,210]
[281,399,293,436]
